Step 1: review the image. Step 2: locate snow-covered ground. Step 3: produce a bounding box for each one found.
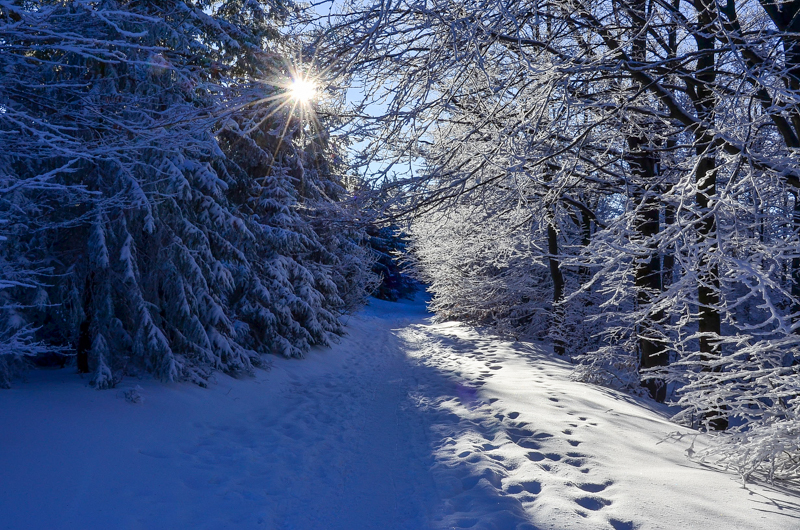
[2,296,799,530]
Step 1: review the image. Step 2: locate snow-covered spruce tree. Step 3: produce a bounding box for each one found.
[0,0,375,388]
[366,225,415,302]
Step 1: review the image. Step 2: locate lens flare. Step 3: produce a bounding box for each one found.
[290,78,316,103]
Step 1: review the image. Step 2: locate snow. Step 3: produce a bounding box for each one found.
[1,295,799,530]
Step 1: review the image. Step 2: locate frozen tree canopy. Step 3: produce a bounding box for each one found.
[315,0,800,481]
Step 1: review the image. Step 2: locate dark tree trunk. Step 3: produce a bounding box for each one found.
[629,0,668,401]
[634,194,667,401]
[76,275,93,374]
[757,1,800,139]
[693,0,727,430]
[662,204,676,289]
[548,220,566,355]
[579,203,593,283]
[76,321,91,374]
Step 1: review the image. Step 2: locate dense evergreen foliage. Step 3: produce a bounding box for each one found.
[0,0,376,388]
[366,225,416,302]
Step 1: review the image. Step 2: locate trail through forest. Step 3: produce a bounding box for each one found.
[1,296,798,529]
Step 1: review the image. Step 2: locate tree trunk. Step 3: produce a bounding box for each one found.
[629,0,668,401]
[634,194,667,401]
[791,193,800,337]
[693,0,727,430]
[548,220,566,355]
[76,276,92,374]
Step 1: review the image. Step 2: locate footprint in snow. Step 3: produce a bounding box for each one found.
[507,427,535,440]
[575,482,610,493]
[525,451,561,462]
[461,468,504,490]
[511,437,542,450]
[506,480,541,495]
[575,496,612,511]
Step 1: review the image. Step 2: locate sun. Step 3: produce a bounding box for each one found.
[289,78,317,104]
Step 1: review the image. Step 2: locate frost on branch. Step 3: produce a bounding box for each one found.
[319,0,800,480]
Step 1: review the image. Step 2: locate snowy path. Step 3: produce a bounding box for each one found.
[2,297,799,529]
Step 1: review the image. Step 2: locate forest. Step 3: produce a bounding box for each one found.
[2,0,800,492]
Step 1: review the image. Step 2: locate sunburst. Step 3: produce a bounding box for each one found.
[289,77,317,104]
